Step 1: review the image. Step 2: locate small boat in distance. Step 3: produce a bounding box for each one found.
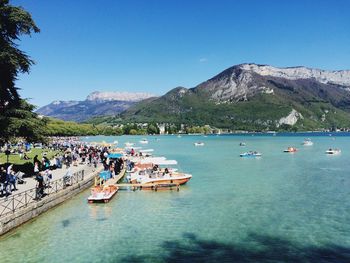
[239,142,246,146]
[302,139,313,146]
[240,151,262,158]
[284,147,297,153]
[139,138,149,144]
[194,142,205,146]
[325,148,341,155]
[125,142,134,147]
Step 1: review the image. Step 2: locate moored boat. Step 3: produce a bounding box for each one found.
[139,138,149,144]
[284,147,297,153]
[325,148,341,155]
[88,185,119,203]
[302,139,313,146]
[240,151,262,157]
[130,170,192,186]
[239,142,246,146]
[125,142,134,147]
[194,142,204,146]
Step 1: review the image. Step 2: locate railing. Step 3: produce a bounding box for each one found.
[0,170,85,219]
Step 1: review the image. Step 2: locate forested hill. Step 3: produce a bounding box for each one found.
[119,63,350,131]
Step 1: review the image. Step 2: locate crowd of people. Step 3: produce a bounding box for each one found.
[1,137,128,199]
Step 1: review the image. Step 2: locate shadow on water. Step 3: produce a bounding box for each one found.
[121,233,350,263]
[96,217,108,222]
[61,219,70,228]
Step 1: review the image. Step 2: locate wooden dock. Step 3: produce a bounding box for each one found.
[94,168,126,187]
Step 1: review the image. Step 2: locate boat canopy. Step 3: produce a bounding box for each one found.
[125,146,142,150]
[139,149,154,153]
[108,153,123,159]
[139,159,178,165]
[99,171,112,180]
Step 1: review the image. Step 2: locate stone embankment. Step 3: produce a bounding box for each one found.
[0,166,101,236]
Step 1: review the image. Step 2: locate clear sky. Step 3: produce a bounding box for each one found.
[12,0,350,107]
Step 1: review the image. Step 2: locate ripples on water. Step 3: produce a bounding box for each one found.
[1,135,350,262]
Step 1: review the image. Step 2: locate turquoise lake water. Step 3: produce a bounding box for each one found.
[1,134,350,262]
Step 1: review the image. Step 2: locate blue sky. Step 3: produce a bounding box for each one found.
[12,0,350,107]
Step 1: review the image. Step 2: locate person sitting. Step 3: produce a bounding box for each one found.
[23,153,30,160]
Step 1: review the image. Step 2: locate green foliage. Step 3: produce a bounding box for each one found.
[0,0,42,144]
[147,123,159,134]
[0,0,40,112]
[0,100,47,144]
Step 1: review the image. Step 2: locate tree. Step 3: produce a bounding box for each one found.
[0,99,47,143]
[147,123,159,134]
[0,0,40,143]
[0,0,40,112]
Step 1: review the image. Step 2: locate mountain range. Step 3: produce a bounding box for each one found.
[36,91,155,122]
[38,64,350,130]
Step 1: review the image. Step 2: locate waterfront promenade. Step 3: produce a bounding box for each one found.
[0,163,98,201]
[0,163,102,235]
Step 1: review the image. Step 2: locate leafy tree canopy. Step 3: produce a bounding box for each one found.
[0,0,39,112]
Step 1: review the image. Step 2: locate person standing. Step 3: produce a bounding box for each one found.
[0,167,7,196]
[34,155,41,171]
[35,172,44,200]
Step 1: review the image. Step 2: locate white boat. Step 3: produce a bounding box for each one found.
[125,142,134,147]
[325,148,341,155]
[194,142,205,146]
[139,139,149,144]
[139,149,154,153]
[87,185,118,203]
[177,135,182,138]
[129,169,192,186]
[239,142,246,146]
[240,151,262,157]
[302,139,313,146]
[113,140,118,144]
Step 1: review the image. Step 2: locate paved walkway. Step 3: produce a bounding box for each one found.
[0,163,102,218]
[0,163,100,200]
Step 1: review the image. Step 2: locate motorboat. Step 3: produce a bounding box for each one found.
[302,139,313,146]
[127,156,191,187]
[284,147,297,153]
[129,169,192,186]
[240,151,262,157]
[88,185,118,203]
[325,148,341,155]
[239,142,246,146]
[139,139,149,144]
[194,142,205,146]
[125,142,134,147]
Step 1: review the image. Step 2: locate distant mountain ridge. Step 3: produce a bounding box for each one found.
[37,91,155,122]
[39,63,350,130]
[86,91,154,102]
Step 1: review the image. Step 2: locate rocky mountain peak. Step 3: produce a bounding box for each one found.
[239,63,350,87]
[86,91,155,102]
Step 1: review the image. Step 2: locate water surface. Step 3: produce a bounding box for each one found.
[1,135,350,262]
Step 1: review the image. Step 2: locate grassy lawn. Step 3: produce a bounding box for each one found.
[0,148,61,165]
